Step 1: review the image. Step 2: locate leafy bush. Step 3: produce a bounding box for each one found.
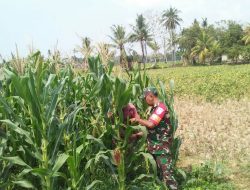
[182,162,235,190]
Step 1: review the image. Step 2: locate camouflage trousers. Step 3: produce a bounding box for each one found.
[153,154,178,190]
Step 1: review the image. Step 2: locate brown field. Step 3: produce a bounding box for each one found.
[175,97,250,189]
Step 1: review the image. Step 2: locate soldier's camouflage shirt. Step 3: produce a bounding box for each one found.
[147,102,173,155]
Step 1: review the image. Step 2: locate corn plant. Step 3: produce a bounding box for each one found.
[0,51,180,189]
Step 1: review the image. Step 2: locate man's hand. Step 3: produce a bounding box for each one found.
[107,111,113,118]
[130,117,138,123]
[130,113,140,123]
[134,114,140,119]
[129,133,138,141]
[129,132,143,142]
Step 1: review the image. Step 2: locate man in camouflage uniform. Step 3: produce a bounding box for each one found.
[130,87,178,190]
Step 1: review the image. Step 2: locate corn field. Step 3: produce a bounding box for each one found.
[0,52,181,190]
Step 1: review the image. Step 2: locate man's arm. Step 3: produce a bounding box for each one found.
[129,117,155,140]
[130,117,155,129]
[131,104,167,129]
[129,131,144,140]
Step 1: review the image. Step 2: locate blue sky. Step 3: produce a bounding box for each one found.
[0,0,249,58]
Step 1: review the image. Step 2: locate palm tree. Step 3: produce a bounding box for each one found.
[209,41,221,64]
[75,37,93,68]
[130,14,152,69]
[109,25,128,68]
[202,18,208,29]
[242,26,250,45]
[191,31,214,64]
[162,7,182,62]
[148,40,160,63]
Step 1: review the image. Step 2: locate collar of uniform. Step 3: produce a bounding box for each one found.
[150,102,160,113]
[153,102,160,108]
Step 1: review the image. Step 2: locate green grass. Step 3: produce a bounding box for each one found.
[181,162,235,190]
[146,64,250,102]
[132,61,183,70]
[1,58,247,189]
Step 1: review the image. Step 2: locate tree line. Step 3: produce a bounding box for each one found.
[74,7,250,69]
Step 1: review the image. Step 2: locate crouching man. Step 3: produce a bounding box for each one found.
[130,87,178,190]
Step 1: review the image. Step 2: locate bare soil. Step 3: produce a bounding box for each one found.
[175,97,250,189]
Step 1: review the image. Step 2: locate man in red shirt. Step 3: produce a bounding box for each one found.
[131,87,178,190]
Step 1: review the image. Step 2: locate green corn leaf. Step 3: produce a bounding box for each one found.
[76,173,85,188]
[86,180,102,190]
[51,171,67,179]
[85,158,94,170]
[176,168,186,181]
[17,168,32,178]
[76,144,84,154]
[43,74,56,103]
[50,122,67,162]
[0,119,33,145]
[30,168,51,177]
[130,125,147,152]
[12,180,35,189]
[27,69,42,121]
[12,96,28,113]
[52,153,69,173]
[67,156,78,180]
[0,156,31,168]
[171,137,182,166]
[86,134,106,149]
[0,181,10,189]
[138,152,157,177]
[46,77,67,120]
[131,174,154,183]
[94,154,109,164]
[0,95,15,115]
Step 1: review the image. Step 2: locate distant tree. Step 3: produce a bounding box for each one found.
[178,20,202,65]
[148,40,161,63]
[191,31,214,64]
[144,10,166,62]
[213,21,244,64]
[218,21,244,51]
[202,18,208,29]
[241,45,250,63]
[227,45,242,64]
[209,41,221,64]
[130,14,152,69]
[162,7,182,62]
[242,26,250,45]
[128,50,140,63]
[109,25,128,68]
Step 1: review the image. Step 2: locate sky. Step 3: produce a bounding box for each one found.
[0,0,249,58]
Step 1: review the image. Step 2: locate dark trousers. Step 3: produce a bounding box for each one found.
[153,154,178,190]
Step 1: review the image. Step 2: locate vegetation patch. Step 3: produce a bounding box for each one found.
[147,64,250,102]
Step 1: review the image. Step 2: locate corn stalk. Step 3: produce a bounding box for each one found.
[0,52,180,189]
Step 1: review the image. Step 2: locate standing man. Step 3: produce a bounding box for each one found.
[130,87,178,190]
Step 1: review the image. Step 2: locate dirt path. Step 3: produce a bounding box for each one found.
[174,98,250,189]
